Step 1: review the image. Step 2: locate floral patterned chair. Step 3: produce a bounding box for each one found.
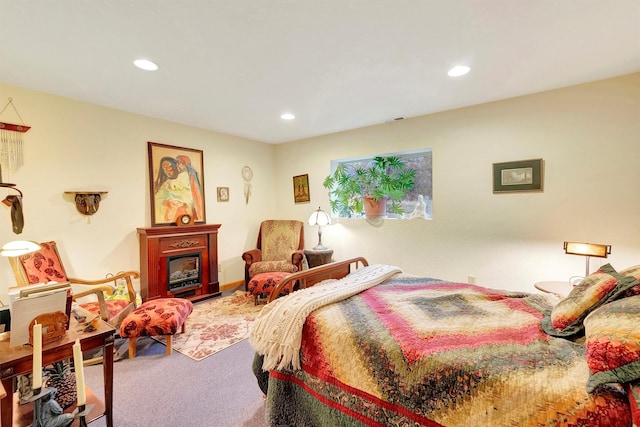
[241,220,305,294]
[9,241,140,331]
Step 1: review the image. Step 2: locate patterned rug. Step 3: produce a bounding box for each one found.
[154,290,263,361]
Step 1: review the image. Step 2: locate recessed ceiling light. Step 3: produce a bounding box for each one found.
[133,59,159,71]
[281,113,295,120]
[447,65,470,77]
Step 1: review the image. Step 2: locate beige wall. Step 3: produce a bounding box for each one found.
[0,83,278,302]
[275,72,640,292]
[0,72,638,303]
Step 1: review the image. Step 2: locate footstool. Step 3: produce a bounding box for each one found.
[119,298,193,358]
[247,271,293,304]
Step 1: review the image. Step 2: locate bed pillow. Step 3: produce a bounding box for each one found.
[584,296,640,392]
[541,264,639,337]
[624,380,640,426]
[620,265,640,297]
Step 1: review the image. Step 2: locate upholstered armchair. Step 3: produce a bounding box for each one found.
[9,241,140,330]
[242,220,305,290]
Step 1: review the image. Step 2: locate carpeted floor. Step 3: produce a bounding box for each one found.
[84,289,269,427]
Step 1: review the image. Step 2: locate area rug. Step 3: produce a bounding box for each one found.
[154,290,263,361]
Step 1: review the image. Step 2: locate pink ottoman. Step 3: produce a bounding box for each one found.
[119,298,193,358]
[247,271,292,304]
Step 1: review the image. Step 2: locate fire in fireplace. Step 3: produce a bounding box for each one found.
[167,252,201,292]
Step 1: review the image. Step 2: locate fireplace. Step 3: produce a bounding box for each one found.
[167,252,201,292]
[138,224,221,302]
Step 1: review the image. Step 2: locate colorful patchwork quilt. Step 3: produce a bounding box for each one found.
[260,275,631,426]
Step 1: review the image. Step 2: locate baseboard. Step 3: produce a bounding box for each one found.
[220,280,244,292]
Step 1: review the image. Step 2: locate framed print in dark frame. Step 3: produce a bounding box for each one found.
[148,141,206,226]
[493,158,544,193]
[293,174,310,203]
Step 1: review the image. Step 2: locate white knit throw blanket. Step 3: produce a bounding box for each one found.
[249,264,402,371]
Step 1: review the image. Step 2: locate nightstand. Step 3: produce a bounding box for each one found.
[304,248,334,268]
[534,281,574,298]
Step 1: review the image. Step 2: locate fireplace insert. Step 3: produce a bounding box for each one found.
[167,252,201,292]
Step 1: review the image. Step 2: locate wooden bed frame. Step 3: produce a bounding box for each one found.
[266,257,369,303]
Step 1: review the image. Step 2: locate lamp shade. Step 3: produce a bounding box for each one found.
[0,240,41,257]
[563,242,610,258]
[563,241,611,277]
[309,207,331,227]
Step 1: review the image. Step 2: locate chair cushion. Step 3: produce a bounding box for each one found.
[18,241,68,284]
[248,272,291,298]
[249,260,298,277]
[119,298,193,338]
[81,299,130,319]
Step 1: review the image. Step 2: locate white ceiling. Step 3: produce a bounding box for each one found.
[1,1,639,144]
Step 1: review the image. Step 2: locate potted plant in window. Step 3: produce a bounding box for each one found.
[323,156,417,219]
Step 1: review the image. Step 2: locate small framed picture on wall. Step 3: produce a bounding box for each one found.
[217,187,229,202]
[492,158,544,193]
[293,174,310,203]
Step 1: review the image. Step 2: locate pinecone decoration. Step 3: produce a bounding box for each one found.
[45,359,77,409]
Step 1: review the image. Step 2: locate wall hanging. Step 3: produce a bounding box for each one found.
[242,166,253,205]
[0,97,31,177]
[148,142,206,226]
[64,191,108,216]
[492,158,544,193]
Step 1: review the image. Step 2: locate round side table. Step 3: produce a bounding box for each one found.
[534,281,574,298]
[304,248,334,268]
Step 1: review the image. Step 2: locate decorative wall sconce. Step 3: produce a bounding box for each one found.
[64,191,108,215]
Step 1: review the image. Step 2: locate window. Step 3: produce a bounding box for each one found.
[327,149,432,219]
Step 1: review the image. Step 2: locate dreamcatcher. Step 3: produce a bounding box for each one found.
[242,165,253,205]
[0,97,31,179]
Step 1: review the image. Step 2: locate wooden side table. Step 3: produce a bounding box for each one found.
[304,248,334,268]
[534,281,574,298]
[0,315,115,427]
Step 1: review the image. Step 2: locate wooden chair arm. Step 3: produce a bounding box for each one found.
[291,250,305,269]
[72,287,111,322]
[68,270,140,286]
[73,285,115,300]
[70,270,140,304]
[242,249,262,264]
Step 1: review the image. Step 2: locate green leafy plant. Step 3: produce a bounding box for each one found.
[323,156,416,218]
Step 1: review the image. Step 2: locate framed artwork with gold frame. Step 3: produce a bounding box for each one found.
[148,141,206,226]
[293,174,310,203]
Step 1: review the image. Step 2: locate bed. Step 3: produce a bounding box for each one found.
[249,257,640,426]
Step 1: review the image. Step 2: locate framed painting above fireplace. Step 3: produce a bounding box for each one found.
[148,141,206,226]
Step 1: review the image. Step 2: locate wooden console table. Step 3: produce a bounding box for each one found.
[137,224,222,303]
[0,316,115,427]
